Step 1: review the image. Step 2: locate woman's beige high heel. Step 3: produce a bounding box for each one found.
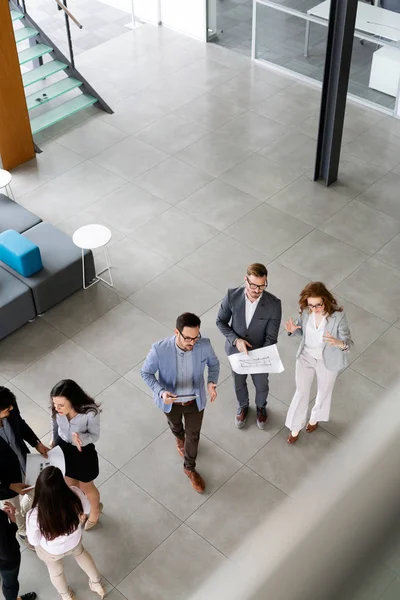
[84,502,103,531]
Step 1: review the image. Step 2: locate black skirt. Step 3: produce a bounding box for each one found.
[57,438,99,483]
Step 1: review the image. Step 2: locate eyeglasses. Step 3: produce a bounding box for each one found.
[307,303,324,310]
[179,331,202,342]
[246,277,268,291]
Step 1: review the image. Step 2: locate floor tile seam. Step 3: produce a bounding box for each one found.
[201,432,245,467]
[175,183,264,231]
[126,200,220,249]
[9,337,122,401]
[317,193,400,235]
[347,324,400,379]
[114,521,182,589]
[3,328,68,386]
[116,425,170,472]
[56,118,131,159]
[117,466,186,524]
[332,255,400,323]
[217,195,316,261]
[342,140,400,172]
[240,461,291,499]
[171,96,247,133]
[349,361,391,391]
[263,176,356,228]
[133,117,211,155]
[350,167,400,209]
[181,462,244,524]
[182,521,231,560]
[243,425,286,464]
[123,239,225,295]
[363,226,400,266]
[14,147,89,203]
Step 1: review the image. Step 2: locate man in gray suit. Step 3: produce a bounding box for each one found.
[216,263,282,429]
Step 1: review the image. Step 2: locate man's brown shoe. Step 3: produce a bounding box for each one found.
[184,468,205,493]
[176,437,185,458]
[306,422,319,433]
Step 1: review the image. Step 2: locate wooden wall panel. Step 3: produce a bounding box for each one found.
[0,0,35,170]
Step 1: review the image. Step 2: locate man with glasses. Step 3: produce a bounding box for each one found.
[141,313,219,493]
[216,263,281,429]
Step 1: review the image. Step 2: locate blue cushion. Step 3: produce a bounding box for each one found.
[0,229,42,277]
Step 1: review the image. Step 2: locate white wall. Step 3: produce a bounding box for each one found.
[133,0,160,24]
[161,0,207,41]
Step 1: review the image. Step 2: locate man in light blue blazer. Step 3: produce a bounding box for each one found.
[141,312,220,494]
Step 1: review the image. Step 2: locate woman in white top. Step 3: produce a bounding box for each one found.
[50,380,102,530]
[26,466,105,600]
[285,282,353,444]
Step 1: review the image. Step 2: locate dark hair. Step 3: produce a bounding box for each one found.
[298,282,343,316]
[176,313,201,331]
[0,387,16,412]
[247,263,268,279]
[31,466,84,541]
[50,379,100,418]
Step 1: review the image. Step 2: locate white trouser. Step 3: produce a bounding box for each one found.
[0,493,33,535]
[285,351,338,433]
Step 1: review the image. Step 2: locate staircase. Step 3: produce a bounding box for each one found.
[10,4,112,136]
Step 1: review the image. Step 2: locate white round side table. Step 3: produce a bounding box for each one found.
[72,224,113,289]
[0,169,15,201]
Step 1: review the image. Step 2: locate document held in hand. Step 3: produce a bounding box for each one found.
[228,344,285,375]
[25,446,66,487]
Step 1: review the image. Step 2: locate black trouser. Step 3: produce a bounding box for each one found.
[166,401,204,471]
[0,554,21,600]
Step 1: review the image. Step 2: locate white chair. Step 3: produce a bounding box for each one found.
[0,169,15,201]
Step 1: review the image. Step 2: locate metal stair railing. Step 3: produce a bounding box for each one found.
[10,0,113,115]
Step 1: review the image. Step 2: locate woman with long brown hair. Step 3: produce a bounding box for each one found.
[285,282,353,444]
[50,379,102,530]
[26,466,105,600]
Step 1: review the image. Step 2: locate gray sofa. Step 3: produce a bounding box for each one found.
[0,193,95,338]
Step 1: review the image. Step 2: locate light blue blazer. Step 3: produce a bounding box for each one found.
[141,336,220,413]
[290,309,353,372]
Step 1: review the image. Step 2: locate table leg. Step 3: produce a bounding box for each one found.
[97,245,114,287]
[81,248,86,289]
[304,20,310,58]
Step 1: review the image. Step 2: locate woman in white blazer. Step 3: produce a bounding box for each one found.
[285,282,353,444]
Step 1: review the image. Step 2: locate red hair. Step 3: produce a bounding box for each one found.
[298,282,342,316]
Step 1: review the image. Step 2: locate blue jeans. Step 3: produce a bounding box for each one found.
[0,556,20,600]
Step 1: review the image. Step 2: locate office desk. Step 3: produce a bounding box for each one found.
[304,0,400,57]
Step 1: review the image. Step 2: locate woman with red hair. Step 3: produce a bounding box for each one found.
[285,282,353,444]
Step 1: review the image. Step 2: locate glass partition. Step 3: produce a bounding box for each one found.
[253,0,400,116]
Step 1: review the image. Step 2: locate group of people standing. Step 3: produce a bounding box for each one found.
[0,262,353,600]
[0,382,105,600]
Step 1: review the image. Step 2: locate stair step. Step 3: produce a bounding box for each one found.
[30,94,97,134]
[11,9,24,21]
[18,43,53,65]
[22,60,68,87]
[26,78,83,110]
[15,26,38,43]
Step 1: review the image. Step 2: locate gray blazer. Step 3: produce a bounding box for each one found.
[216,286,282,356]
[290,309,353,372]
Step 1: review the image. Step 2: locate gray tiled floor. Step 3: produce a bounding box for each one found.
[4,20,400,600]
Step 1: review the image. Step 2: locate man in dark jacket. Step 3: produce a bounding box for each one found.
[0,387,49,537]
[216,263,282,429]
[0,502,36,600]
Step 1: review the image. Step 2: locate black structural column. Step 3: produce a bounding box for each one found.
[314,0,358,186]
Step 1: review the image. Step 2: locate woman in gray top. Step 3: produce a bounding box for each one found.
[50,380,102,531]
[285,282,353,444]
